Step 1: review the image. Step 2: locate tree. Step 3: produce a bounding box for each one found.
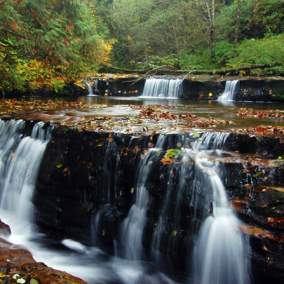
[0,0,112,92]
[192,0,217,62]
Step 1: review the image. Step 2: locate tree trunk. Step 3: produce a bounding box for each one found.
[209,24,215,62]
[234,0,241,43]
[208,0,216,63]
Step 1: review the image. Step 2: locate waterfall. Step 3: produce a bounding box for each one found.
[103,141,119,204]
[151,162,179,265]
[86,81,96,96]
[0,120,51,233]
[120,139,163,260]
[195,132,230,150]
[191,133,250,284]
[141,78,183,98]
[218,80,239,102]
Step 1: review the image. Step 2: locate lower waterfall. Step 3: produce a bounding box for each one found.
[118,132,250,284]
[120,147,162,260]
[0,123,251,284]
[0,122,50,225]
[0,121,110,283]
[191,133,250,284]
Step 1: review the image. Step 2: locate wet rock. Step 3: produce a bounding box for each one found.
[0,219,11,237]
[238,79,284,102]
[35,128,146,247]
[96,77,145,96]
[0,238,86,284]
[32,126,284,283]
[183,80,224,100]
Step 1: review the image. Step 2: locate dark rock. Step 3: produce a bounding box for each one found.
[0,219,11,237]
[96,77,145,96]
[2,83,85,98]
[183,80,224,100]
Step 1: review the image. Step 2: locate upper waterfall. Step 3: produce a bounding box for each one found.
[218,80,240,102]
[141,77,183,98]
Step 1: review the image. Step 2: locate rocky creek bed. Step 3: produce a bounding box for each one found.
[0,99,283,284]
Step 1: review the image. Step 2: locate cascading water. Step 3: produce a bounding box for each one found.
[86,81,97,96]
[197,131,230,150]
[190,132,250,284]
[120,140,163,260]
[151,162,179,265]
[0,123,251,284]
[0,119,25,189]
[141,77,183,98]
[103,141,120,204]
[218,80,240,102]
[0,120,51,233]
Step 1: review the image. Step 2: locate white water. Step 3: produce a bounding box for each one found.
[0,122,250,283]
[86,81,97,97]
[197,132,230,150]
[151,162,176,264]
[120,149,159,260]
[190,133,250,284]
[0,120,100,282]
[218,80,239,102]
[141,78,183,98]
[120,135,166,260]
[0,122,176,284]
[0,123,49,223]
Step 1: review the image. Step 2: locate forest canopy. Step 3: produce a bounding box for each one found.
[98,0,284,71]
[0,0,284,92]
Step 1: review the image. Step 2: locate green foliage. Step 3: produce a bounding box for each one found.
[214,41,235,67]
[228,35,284,67]
[100,0,207,67]
[178,50,214,70]
[95,0,284,73]
[1,0,284,92]
[216,0,284,41]
[137,55,180,69]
